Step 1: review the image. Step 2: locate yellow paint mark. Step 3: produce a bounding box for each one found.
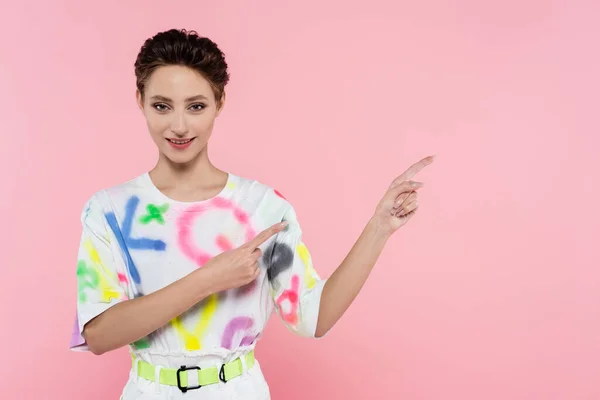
[297,242,318,289]
[172,293,218,350]
[84,239,122,302]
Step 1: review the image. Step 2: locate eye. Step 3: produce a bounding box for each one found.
[189,103,206,111]
[152,103,170,112]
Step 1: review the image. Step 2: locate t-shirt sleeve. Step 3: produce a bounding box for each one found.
[266,202,329,338]
[69,194,128,351]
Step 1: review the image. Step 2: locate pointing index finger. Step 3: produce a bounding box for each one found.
[244,221,288,250]
[392,155,435,187]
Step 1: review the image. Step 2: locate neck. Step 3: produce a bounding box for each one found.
[150,145,223,189]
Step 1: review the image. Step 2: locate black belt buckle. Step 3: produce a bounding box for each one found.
[219,364,228,383]
[176,365,202,393]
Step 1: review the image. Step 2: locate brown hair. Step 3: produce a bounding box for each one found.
[134,29,230,106]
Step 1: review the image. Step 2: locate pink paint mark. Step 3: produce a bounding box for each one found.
[118,272,128,284]
[117,272,130,299]
[177,198,259,296]
[234,208,249,224]
[197,254,211,266]
[177,203,212,267]
[274,189,286,200]
[276,275,300,326]
[216,234,233,251]
[221,316,254,349]
[212,197,230,209]
[245,228,256,242]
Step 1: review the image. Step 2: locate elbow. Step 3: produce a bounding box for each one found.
[82,325,107,356]
[88,344,106,356]
[314,326,328,338]
[313,319,331,338]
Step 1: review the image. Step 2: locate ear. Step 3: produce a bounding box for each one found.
[135,90,144,111]
[216,91,227,117]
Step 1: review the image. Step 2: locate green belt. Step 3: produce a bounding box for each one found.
[131,350,255,393]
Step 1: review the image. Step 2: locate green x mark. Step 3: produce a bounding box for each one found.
[139,203,169,225]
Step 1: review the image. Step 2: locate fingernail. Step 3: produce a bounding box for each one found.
[281,221,288,227]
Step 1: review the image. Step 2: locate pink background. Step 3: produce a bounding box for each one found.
[1,1,599,399]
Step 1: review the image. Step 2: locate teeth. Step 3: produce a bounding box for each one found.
[169,139,192,144]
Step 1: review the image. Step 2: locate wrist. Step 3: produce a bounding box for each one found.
[191,266,224,298]
[366,217,393,243]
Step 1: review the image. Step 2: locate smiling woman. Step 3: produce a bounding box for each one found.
[134,33,228,168]
[69,28,434,400]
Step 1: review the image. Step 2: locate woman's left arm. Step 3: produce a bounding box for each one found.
[315,155,435,337]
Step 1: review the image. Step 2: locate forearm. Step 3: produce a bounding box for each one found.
[315,218,390,337]
[83,267,222,355]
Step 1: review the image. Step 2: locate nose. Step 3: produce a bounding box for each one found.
[170,111,189,136]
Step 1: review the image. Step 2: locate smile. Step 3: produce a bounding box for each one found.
[167,138,194,144]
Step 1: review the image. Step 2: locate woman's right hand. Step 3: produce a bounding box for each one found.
[203,221,288,292]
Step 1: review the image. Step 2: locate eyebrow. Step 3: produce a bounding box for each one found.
[149,94,208,102]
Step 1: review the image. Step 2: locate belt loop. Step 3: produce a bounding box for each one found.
[154,365,163,394]
[238,353,247,375]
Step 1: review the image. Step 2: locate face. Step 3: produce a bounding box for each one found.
[136,65,225,165]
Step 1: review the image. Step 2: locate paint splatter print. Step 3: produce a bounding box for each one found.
[221,316,256,349]
[139,203,169,225]
[70,173,328,361]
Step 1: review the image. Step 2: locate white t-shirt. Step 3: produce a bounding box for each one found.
[69,172,327,399]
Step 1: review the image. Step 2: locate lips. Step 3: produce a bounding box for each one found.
[166,137,196,150]
[167,138,194,145]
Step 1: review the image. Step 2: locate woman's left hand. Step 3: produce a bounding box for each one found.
[371,155,436,237]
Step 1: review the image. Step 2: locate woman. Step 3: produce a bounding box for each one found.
[69,28,434,399]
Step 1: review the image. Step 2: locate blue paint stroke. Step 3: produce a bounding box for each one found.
[105,196,167,296]
[121,197,166,251]
[105,212,141,285]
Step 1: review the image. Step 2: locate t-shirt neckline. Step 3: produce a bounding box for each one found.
[140,171,238,210]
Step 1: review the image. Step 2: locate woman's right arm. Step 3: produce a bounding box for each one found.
[84,265,220,355]
[82,219,287,355]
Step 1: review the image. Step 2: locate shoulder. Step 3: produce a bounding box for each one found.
[79,173,147,223]
[231,173,304,232]
[232,173,295,211]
